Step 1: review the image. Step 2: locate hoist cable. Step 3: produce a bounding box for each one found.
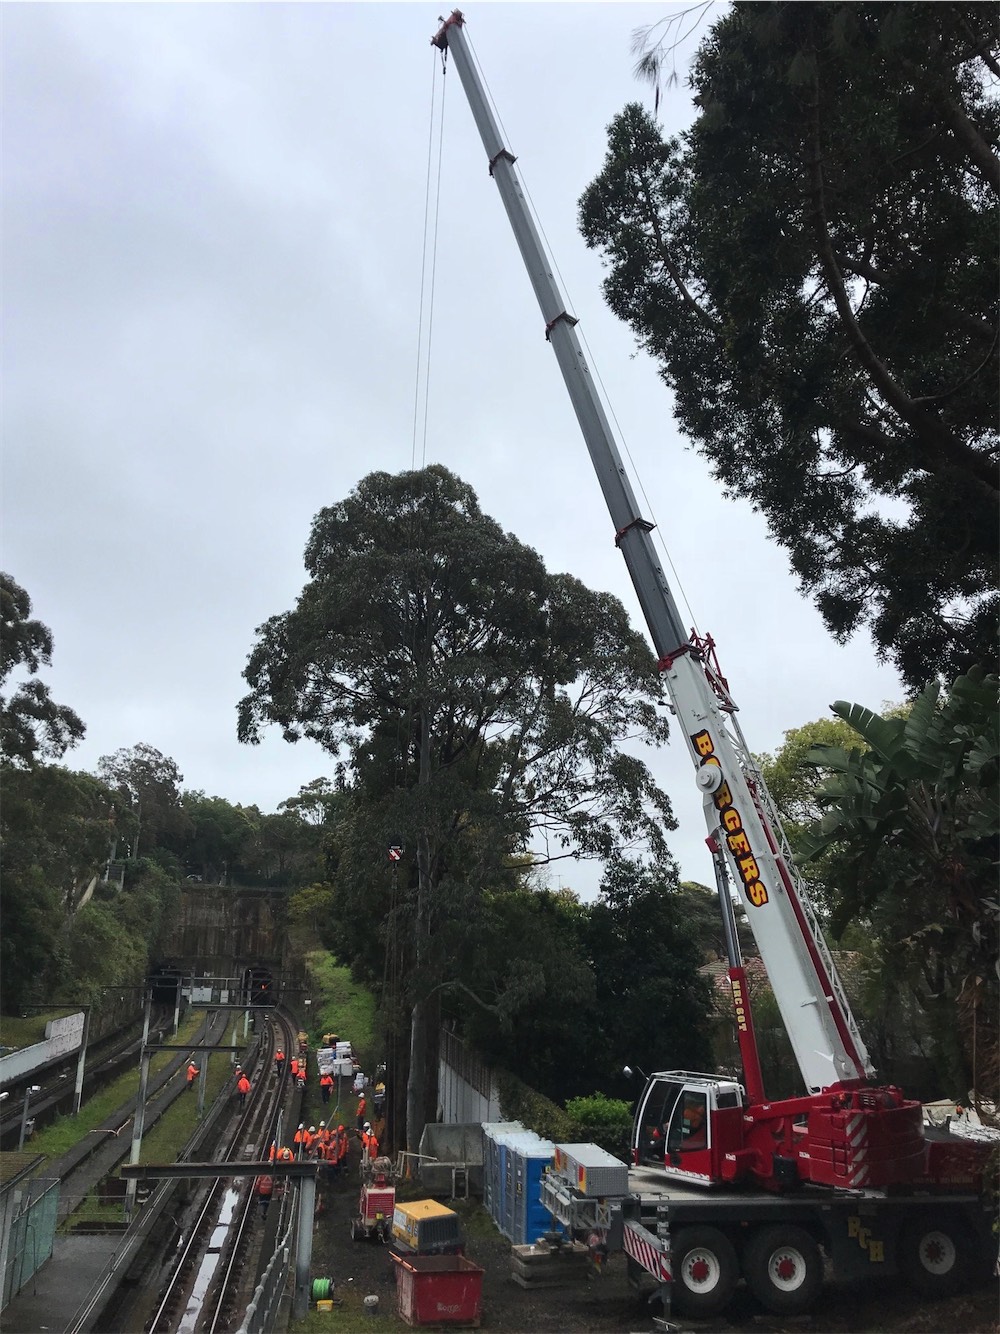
[411,54,441,470]
[463,27,701,638]
[418,57,448,468]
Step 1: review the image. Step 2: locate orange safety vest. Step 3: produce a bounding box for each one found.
[336,1130,349,1163]
[323,1138,339,1163]
[187,1063,199,1084]
[320,1074,333,1091]
[237,1076,251,1096]
[290,1058,299,1077]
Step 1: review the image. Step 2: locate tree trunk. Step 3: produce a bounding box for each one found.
[406,698,435,1154]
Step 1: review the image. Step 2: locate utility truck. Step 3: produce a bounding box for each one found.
[431,10,996,1318]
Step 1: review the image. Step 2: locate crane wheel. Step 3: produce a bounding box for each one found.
[671,1226,739,1317]
[743,1224,822,1315]
[897,1211,971,1299]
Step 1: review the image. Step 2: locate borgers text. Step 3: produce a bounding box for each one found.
[691,729,769,907]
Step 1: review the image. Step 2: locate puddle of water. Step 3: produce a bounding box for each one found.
[177,1187,240,1332]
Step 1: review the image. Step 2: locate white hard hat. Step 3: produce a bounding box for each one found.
[309,1126,316,1133]
[298,1123,304,1130]
[319,1120,326,1127]
[364,1122,372,1132]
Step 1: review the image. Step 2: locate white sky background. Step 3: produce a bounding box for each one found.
[2,2,904,898]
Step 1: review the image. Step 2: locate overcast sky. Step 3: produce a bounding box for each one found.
[3,2,904,898]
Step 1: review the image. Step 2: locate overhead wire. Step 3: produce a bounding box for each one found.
[462,25,702,640]
[411,46,449,470]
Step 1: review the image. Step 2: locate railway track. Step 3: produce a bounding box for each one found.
[0,1007,173,1148]
[142,1008,299,1334]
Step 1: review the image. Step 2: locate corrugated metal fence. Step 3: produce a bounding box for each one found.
[438,1029,502,1124]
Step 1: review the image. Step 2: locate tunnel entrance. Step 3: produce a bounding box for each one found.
[149,964,183,1006]
[243,965,275,1007]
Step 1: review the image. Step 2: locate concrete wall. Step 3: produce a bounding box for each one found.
[0,1014,85,1084]
[158,886,286,975]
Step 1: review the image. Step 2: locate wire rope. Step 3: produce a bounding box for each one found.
[411,55,440,469]
[411,48,449,469]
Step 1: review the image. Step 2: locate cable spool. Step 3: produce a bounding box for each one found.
[311,1277,334,1302]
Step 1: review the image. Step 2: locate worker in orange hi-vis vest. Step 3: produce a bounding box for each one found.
[276,1145,293,1163]
[336,1124,349,1175]
[293,1123,308,1158]
[319,1071,334,1104]
[186,1059,200,1090]
[289,1056,300,1081]
[322,1133,339,1183]
[274,1048,286,1077]
[355,1094,366,1132]
[237,1073,252,1108]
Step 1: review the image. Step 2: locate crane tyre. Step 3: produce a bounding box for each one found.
[671,1226,739,1317]
[744,1224,822,1315]
[897,1211,971,1298]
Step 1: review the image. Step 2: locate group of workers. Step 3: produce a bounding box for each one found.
[272,1048,307,1089]
[268,1122,352,1179]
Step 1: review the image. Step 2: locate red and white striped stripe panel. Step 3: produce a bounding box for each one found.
[623,1222,671,1284]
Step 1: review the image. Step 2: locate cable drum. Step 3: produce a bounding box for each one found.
[311,1277,334,1302]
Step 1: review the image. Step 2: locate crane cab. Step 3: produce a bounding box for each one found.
[633,1071,745,1187]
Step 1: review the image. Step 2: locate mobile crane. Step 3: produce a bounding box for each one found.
[431,10,994,1317]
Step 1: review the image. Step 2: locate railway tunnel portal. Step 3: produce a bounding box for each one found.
[150,884,292,1004]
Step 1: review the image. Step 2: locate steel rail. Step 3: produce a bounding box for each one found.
[144,1008,297,1333]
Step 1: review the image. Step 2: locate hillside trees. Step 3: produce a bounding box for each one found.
[239,465,677,1150]
[581,2,998,689]
[98,742,184,861]
[1,571,85,766]
[802,668,999,1104]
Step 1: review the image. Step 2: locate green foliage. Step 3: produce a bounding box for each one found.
[565,1092,634,1160]
[239,466,677,1149]
[97,743,184,861]
[581,3,998,688]
[803,668,999,1093]
[1,572,85,766]
[495,1069,576,1144]
[0,763,116,1008]
[303,950,378,1059]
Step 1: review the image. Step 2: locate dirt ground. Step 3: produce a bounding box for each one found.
[306,1143,999,1333]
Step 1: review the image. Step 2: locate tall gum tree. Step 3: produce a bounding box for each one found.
[238,466,676,1151]
[581,2,998,689]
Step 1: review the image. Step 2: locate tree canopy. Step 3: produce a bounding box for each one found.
[580,2,998,689]
[239,465,678,1148]
[801,666,998,1099]
[1,572,85,766]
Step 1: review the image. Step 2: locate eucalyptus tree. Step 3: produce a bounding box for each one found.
[1,571,85,766]
[581,3,998,688]
[97,743,184,863]
[239,465,675,1149]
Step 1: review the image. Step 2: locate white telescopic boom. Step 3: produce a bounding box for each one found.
[432,11,873,1092]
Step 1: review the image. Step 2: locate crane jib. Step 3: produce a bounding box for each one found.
[691,729,769,908]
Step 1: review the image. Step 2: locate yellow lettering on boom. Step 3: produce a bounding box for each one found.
[691,729,769,907]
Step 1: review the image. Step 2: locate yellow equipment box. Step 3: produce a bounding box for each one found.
[391,1199,462,1255]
